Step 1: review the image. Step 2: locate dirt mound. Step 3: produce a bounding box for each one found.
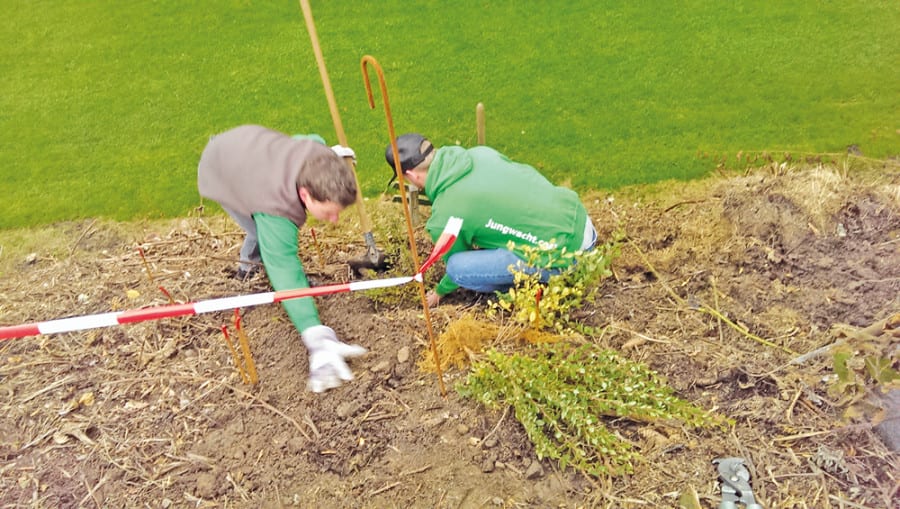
[1,163,898,508]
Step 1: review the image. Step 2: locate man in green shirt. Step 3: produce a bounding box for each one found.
[385,134,597,307]
[199,124,365,392]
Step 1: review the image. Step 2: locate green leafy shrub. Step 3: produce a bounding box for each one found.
[488,239,619,334]
[827,323,900,423]
[830,347,899,398]
[357,211,442,308]
[457,341,731,476]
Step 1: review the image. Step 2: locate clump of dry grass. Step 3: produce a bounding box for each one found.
[418,312,564,374]
[418,314,498,372]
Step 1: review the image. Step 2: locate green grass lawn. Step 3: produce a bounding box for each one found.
[1,0,898,229]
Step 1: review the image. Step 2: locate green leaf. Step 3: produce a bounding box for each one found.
[865,356,900,385]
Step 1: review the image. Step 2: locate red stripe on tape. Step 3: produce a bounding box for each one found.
[118,303,198,324]
[0,323,42,341]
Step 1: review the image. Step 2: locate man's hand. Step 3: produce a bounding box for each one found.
[426,290,441,308]
[331,145,356,163]
[301,325,367,393]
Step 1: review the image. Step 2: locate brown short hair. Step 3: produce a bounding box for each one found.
[298,151,358,207]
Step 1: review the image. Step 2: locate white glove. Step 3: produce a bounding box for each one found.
[301,325,367,393]
[331,144,356,162]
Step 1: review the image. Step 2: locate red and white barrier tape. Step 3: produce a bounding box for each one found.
[0,217,462,340]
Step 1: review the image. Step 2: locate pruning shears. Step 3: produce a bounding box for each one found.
[713,457,764,509]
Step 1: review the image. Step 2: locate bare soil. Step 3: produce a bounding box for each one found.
[1,163,898,508]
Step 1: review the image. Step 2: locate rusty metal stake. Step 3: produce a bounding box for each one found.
[476,102,485,145]
[362,55,447,397]
[221,324,250,384]
[232,309,259,385]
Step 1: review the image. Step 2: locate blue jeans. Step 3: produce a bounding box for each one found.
[447,219,598,294]
[446,249,568,294]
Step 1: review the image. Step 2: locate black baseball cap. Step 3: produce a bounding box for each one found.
[385,133,433,185]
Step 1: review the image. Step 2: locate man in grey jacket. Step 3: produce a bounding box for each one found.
[199,124,365,392]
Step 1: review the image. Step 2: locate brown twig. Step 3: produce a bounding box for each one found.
[607,323,670,344]
[479,405,509,448]
[400,464,432,477]
[663,199,706,213]
[136,246,156,284]
[70,218,98,255]
[225,383,313,442]
[79,472,105,509]
[302,414,320,439]
[368,481,400,497]
[21,375,76,403]
[827,494,878,509]
[710,275,724,342]
[694,305,797,355]
[773,423,872,442]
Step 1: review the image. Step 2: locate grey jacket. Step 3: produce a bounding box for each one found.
[198,125,331,226]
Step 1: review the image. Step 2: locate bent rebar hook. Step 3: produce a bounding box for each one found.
[361,55,447,396]
[361,55,418,267]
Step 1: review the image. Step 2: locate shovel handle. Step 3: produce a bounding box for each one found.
[298,0,345,146]
[298,0,372,233]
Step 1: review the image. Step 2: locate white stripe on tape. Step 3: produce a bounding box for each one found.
[39,312,121,334]
[194,293,276,314]
[348,276,413,292]
[445,216,463,235]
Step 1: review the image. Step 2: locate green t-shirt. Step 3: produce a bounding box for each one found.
[254,212,320,331]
